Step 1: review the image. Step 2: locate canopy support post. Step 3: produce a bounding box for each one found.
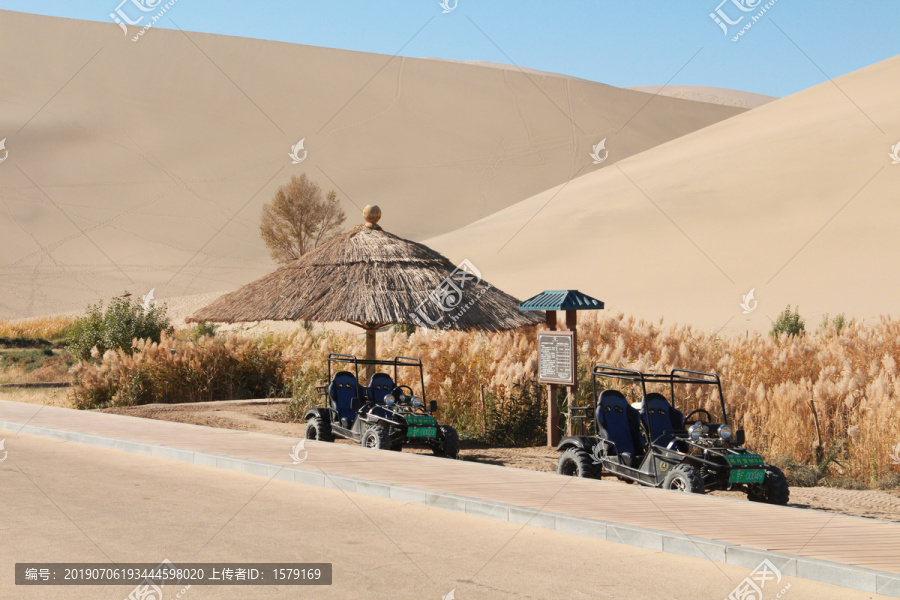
[365,326,377,380]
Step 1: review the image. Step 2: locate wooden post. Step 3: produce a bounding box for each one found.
[365,326,377,381]
[565,310,577,436]
[546,311,559,447]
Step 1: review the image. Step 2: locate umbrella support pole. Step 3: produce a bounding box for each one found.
[365,327,377,381]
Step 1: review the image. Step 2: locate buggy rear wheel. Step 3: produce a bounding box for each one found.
[662,464,704,493]
[748,465,790,505]
[361,424,390,450]
[557,448,595,478]
[305,417,333,442]
[432,426,459,459]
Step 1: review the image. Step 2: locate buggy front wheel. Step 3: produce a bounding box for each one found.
[557,448,595,478]
[432,426,459,459]
[747,465,790,505]
[361,425,390,450]
[305,417,333,442]
[662,464,704,493]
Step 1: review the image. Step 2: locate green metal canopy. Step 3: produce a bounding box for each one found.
[518,290,604,312]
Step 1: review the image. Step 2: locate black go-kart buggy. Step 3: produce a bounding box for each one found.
[303,353,459,458]
[556,365,789,505]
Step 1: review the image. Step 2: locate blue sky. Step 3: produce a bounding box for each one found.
[1,0,897,97]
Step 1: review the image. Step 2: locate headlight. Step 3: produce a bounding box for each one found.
[689,422,703,440]
[719,425,733,440]
[411,396,422,407]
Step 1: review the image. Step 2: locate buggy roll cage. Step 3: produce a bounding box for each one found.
[590,365,729,428]
[567,365,730,436]
[323,353,427,400]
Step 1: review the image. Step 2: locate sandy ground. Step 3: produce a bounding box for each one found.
[4,433,884,600]
[92,398,900,524]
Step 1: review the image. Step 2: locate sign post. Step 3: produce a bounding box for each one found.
[542,312,559,446]
[538,327,576,446]
[518,290,604,447]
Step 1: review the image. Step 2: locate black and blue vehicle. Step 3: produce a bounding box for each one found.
[556,365,789,505]
[303,353,459,458]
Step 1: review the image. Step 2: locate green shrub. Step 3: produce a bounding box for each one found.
[67,298,172,361]
[272,367,328,422]
[820,313,847,334]
[774,455,821,487]
[481,379,547,447]
[830,477,867,490]
[190,322,220,340]
[0,337,53,349]
[770,305,805,338]
[0,348,53,371]
[875,473,900,490]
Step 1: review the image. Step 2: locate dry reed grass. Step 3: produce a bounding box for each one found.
[69,312,900,483]
[0,316,75,341]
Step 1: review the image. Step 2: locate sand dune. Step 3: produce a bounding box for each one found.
[429,60,777,110]
[0,10,745,319]
[428,55,900,332]
[627,86,776,109]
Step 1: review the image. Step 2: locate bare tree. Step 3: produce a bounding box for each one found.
[259,174,347,264]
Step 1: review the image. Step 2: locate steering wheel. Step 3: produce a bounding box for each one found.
[684,409,713,423]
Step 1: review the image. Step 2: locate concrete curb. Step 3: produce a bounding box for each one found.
[3,419,899,597]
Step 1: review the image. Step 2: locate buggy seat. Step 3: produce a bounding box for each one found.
[329,371,366,427]
[641,393,685,450]
[367,373,397,405]
[595,390,645,467]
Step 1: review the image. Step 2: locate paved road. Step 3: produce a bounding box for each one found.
[0,432,889,600]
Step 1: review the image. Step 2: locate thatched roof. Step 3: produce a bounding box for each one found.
[187,221,543,331]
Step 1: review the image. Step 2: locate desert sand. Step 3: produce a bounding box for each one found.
[430,60,778,110]
[429,55,900,333]
[0,10,744,320]
[627,85,777,109]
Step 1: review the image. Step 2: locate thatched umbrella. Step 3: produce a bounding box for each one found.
[188,206,543,377]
